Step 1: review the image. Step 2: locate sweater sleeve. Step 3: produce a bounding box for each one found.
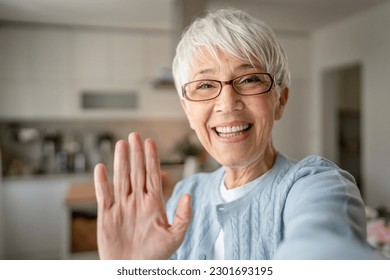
[274,162,378,259]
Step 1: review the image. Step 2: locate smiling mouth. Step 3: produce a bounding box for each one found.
[214,124,252,138]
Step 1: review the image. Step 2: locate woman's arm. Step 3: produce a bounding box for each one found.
[275,167,377,259]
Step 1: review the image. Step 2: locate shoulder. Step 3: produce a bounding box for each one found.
[276,153,363,220]
[275,156,371,258]
[282,154,360,202]
[279,154,356,188]
[258,153,358,209]
[288,154,350,175]
[282,154,366,232]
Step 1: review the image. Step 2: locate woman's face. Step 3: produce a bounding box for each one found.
[181,49,288,180]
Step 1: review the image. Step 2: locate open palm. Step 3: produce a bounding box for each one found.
[94,132,191,259]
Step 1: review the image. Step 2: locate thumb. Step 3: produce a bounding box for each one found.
[170,194,192,243]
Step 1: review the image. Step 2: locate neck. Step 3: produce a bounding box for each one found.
[224,144,277,189]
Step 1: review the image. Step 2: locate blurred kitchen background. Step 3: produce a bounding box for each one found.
[1,0,390,260]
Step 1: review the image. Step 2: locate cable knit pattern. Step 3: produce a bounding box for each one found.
[252,199,261,259]
[166,153,375,260]
[231,212,240,259]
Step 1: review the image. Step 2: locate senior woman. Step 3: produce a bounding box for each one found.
[94,9,376,260]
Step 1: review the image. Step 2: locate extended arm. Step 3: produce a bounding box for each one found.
[274,168,377,259]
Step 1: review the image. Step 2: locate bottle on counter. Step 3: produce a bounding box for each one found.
[98,134,114,174]
[42,140,56,174]
[74,151,86,173]
[56,150,68,173]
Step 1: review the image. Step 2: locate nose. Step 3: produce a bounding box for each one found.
[214,83,244,113]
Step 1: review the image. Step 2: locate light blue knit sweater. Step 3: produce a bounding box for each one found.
[166,153,377,259]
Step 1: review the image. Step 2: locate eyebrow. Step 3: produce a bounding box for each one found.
[238,63,257,70]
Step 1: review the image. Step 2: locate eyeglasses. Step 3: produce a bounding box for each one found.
[182,72,274,102]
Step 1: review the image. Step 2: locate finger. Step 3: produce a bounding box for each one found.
[94,163,113,210]
[170,194,192,243]
[145,138,162,195]
[113,140,131,200]
[129,132,146,196]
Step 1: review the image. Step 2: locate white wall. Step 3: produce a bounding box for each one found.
[312,1,390,208]
[272,33,312,160]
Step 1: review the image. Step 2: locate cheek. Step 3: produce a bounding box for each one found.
[246,98,276,119]
[191,115,209,136]
[185,104,212,131]
[182,103,197,130]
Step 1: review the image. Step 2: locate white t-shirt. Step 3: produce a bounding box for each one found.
[212,172,269,259]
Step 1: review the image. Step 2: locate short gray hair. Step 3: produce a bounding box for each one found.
[172,9,290,98]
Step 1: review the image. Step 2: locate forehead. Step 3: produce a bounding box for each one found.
[189,47,262,77]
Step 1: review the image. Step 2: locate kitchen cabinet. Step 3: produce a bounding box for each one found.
[63,183,98,260]
[0,27,74,119]
[74,31,145,87]
[0,25,184,120]
[2,175,90,259]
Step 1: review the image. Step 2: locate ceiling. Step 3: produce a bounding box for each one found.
[0,0,388,32]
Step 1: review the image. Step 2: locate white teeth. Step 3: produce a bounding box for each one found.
[215,124,250,134]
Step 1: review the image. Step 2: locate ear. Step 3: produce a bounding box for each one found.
[275,87,289,120]
[181,99,195,130]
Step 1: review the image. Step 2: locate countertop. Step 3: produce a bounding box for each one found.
[65,182,96,209]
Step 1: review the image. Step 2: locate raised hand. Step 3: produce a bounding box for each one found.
[93,132,191,259]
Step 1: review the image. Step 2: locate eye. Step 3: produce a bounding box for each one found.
[238,75,261,84]
[196,81,216,90]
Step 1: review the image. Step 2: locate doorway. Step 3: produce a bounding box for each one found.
[322,64,363,194]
